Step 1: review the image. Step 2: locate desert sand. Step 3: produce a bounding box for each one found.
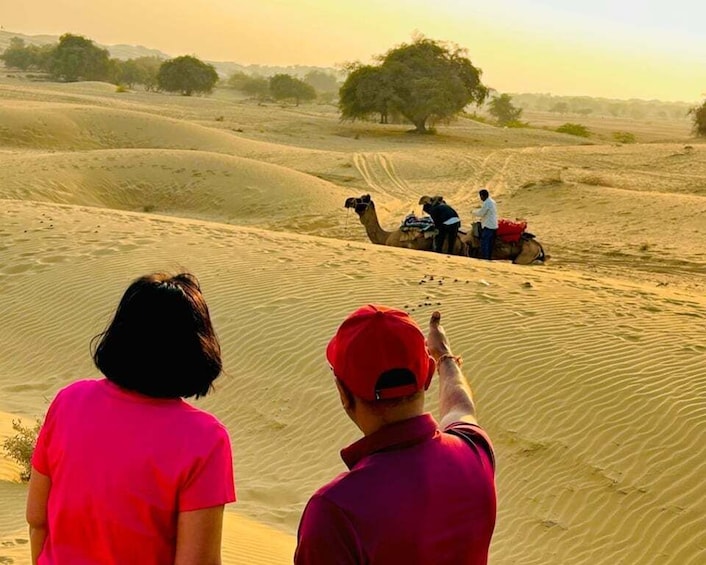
[0,77,704,564]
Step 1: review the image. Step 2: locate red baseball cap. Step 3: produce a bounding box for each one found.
[326,304,435,401]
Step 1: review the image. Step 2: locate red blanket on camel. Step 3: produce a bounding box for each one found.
[496,219,527,243]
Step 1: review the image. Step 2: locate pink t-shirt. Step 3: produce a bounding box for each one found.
[32,378,236,565]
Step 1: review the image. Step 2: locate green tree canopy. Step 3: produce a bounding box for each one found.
[688,99,706,137]
[339,65,394,123]
[241,76,269,100]
[157,55,218,96]
[487,93,523,126]
[269,74,316,106]
[114,56,162,90]
[339,37,488,133]
[227,72,270,100]
[549,101,569,114]
[1,38,33,70]
[49,34,111,82]
[304,70,339,93]
[227,71,251,90]
[0,37,54,72]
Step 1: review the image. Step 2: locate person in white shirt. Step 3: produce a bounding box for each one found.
[472,189,498,260]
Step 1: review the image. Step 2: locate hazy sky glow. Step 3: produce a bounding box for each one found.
[3,0,704,101]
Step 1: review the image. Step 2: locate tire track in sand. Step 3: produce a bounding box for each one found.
[353,152,410,201]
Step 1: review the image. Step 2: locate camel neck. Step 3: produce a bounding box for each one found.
[361,208,390,244]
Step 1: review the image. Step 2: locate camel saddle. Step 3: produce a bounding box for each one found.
[400,214,437,241]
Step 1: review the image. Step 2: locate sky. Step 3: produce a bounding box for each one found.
[2,0,705,101]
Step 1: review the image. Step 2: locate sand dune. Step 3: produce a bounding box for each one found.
[0,77,704,564]
[0,148,354,235]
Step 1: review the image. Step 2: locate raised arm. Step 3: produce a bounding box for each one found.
[427,311,477,428]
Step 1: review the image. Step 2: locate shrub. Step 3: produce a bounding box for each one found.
[465,112,488,124]
[688,99,706,137]
[504,119,530,128]
[115,84,129,93]
[2,418,42,482]
[556,123,590,137]
[612,131,636,144]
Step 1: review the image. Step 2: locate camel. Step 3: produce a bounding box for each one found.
[344,194,466,255]
[464,224,545,265]
[419,194,545,265]
[346,194,546,264]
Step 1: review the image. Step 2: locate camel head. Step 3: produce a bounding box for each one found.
[344,194,374,216]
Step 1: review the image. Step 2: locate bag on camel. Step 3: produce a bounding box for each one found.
[496,219,527,243]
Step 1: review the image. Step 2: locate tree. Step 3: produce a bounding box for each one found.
[339,64,394,123]
[688,99,706,137]
[157,55,218,96]
[304,70,339,93]
[487,93,523,126]
[0,37,33,70]
[0,37,54,72]
[549,102,569,114]
[227,71,251,90]
[113,56,162,89]
[135,56,162,91]
[227,72,270,100]
[48,34,111,82]
[240,76,269,100]
[269,74,316,106]
[116,59,144,88]
[338,37,488,133]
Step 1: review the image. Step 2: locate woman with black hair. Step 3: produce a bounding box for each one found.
[26,272,235,565]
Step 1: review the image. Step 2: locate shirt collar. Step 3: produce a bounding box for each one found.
[340,413,439,469]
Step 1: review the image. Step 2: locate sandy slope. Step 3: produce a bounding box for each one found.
[0,77,704,564]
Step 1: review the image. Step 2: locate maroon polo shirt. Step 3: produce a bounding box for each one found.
[294,413,496,565]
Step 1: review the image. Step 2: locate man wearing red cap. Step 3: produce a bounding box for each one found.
[294,306,496,564]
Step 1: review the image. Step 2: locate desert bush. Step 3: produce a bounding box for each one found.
[504,119,530,128]
[465,112,489,123]
[2,418,42,482]
[612,131,636,144]
[556,123,590,137]
[115,84,128,93]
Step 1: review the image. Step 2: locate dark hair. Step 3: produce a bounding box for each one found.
[375,369,416,391]
[337,369,420,410]
[479,189,489,199]
[91,272,222,399]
